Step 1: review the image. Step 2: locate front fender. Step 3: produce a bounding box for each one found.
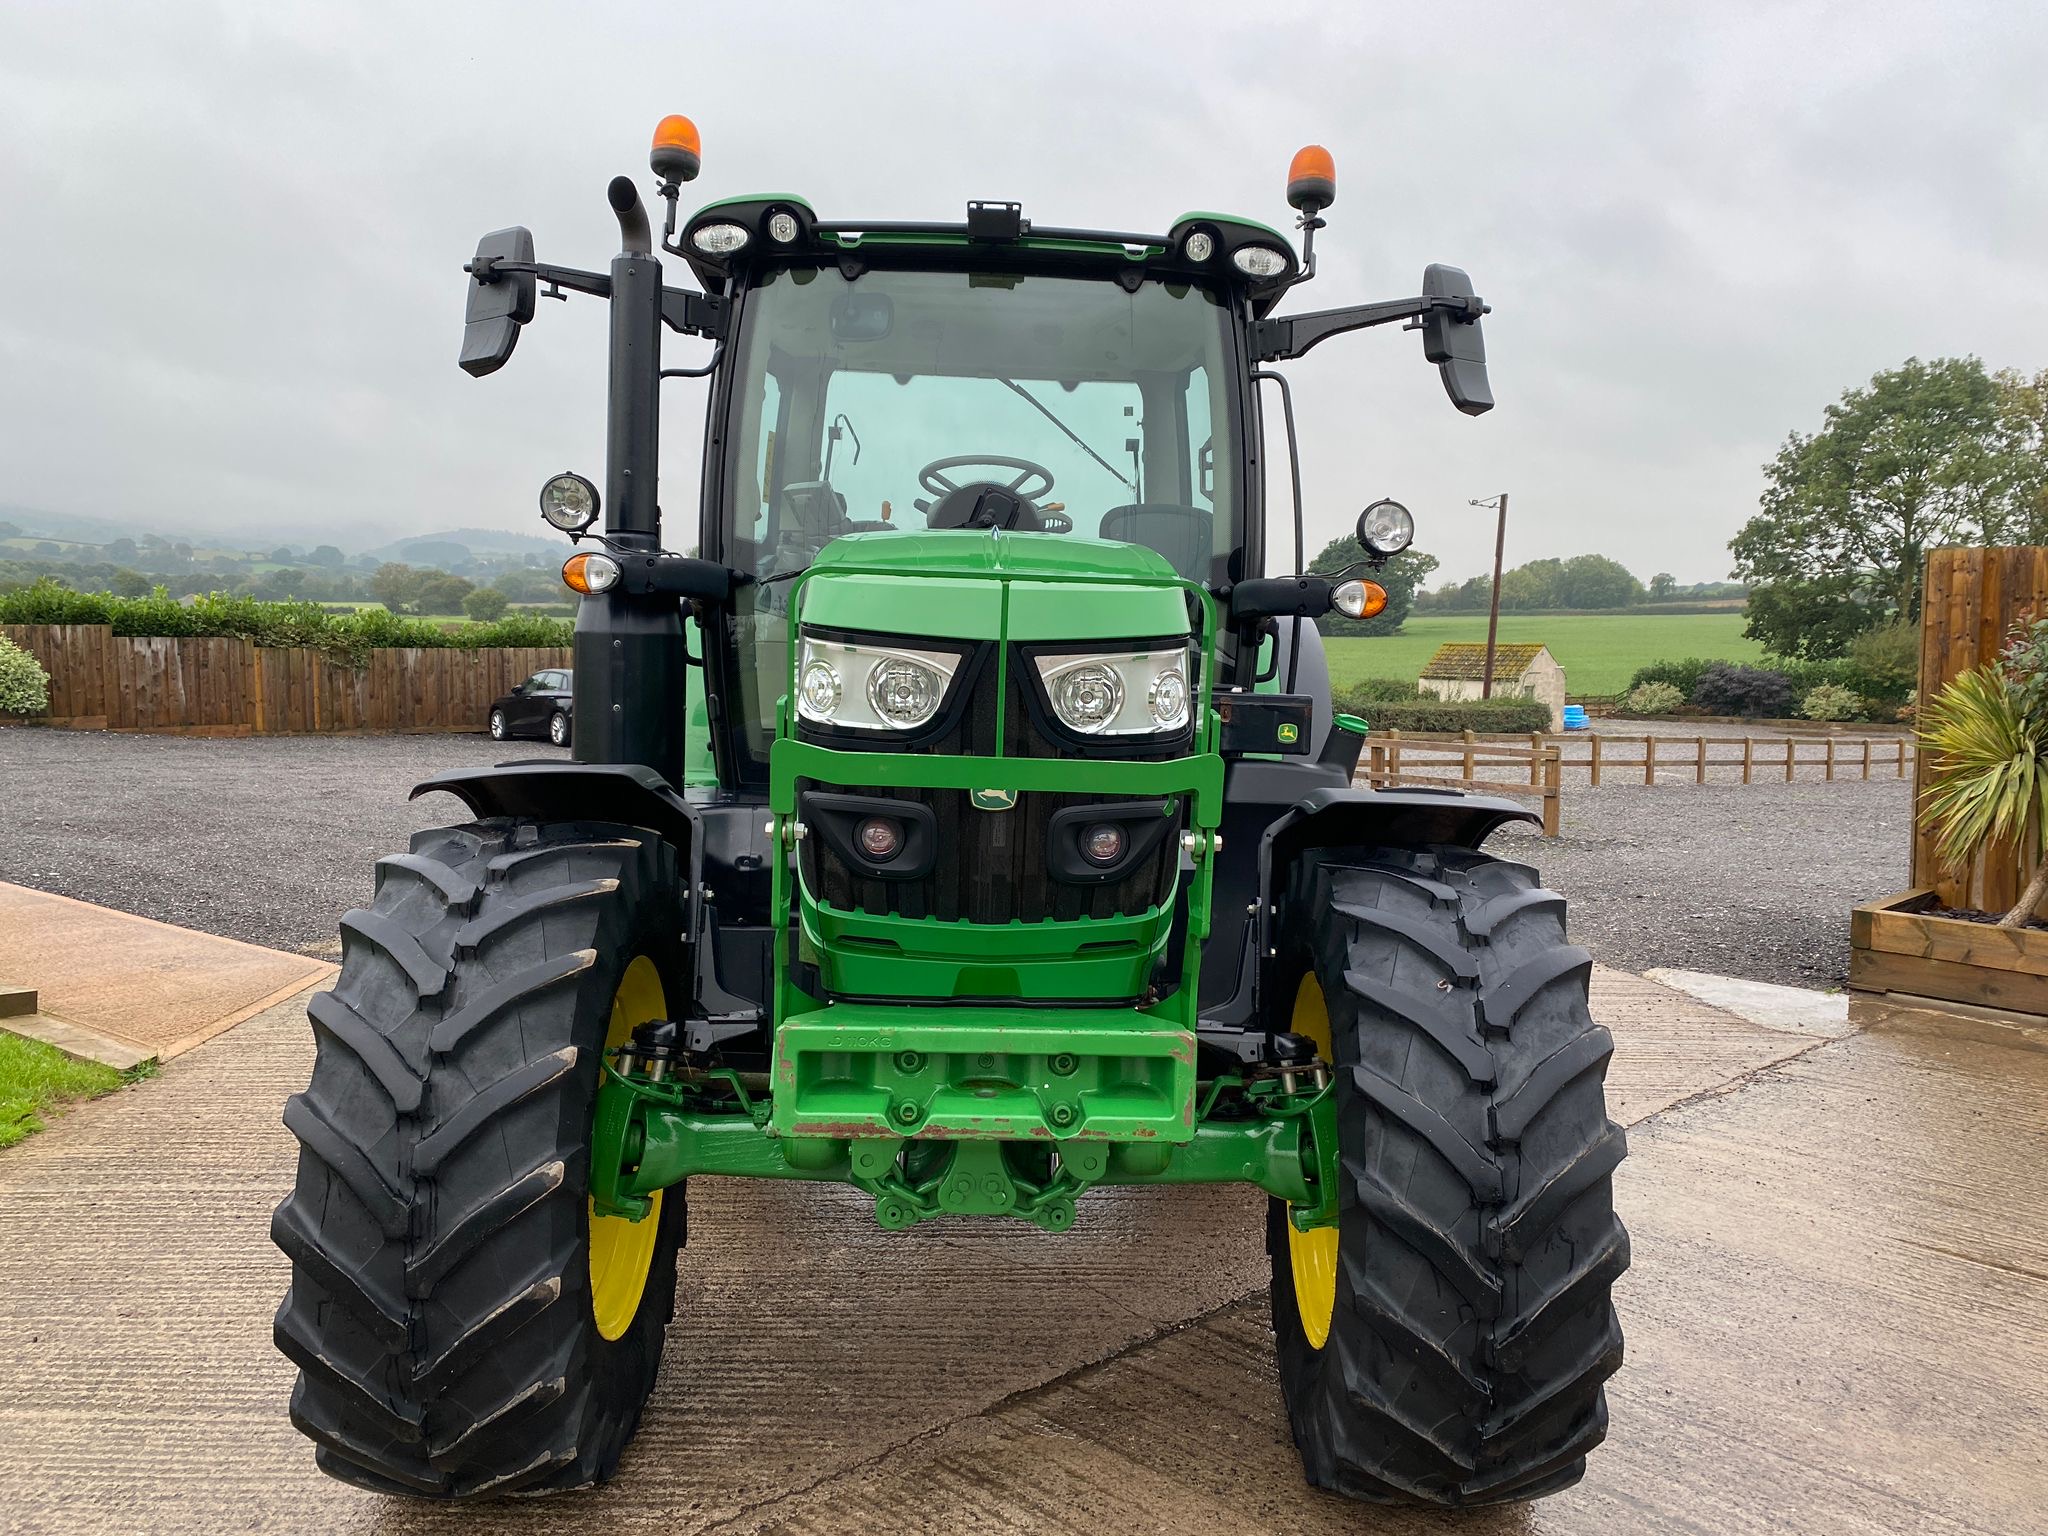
[1196,761,1540,1047]
[1264,784,1538,872]
[410,760,697,857]
[1253,782,1537,982]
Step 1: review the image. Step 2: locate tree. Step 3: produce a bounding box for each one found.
[371,562,426,613]
[110,567,151,597]
[493,567,570,603]
[309,544,346,569]
[1731,357,2034,658]
[1992,367,2048,543]
[1555,554,1643,610]
[463,586,510,622]
[416,572,475,615]
[247,568,306,601]
[1648,572,1677,601]
[106,537,139,564]
[269,546,296,565]
[1496,558,1559,611]
[1308,537,1439,636]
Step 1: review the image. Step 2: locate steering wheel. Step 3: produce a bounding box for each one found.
[918,455,1056,503]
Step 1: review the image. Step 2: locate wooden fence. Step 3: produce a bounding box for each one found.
[1564,732,1911,785]
[1912,547,2048,913]
[2,624,570,736]
[1361,735,1563,837]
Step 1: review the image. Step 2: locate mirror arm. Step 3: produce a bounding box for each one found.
[1251,293,1487,362]
[465,258,611,303]
[660,287,726,338]
[462,260,724,338]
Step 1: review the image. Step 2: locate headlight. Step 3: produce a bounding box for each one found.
[796,633,961,733]
[869,657,945,728]
[1183,231,1214,263]
[1231,245,1290,278]
[1050,663,1123,733]
[539,471,600,533]
[798,659,841,717]
[1033,646,1192,737]
[767,211,800,244]
[690,221,750,256]
[1357,498,1415,556]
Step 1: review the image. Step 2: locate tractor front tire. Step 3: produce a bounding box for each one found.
[272,819,687,1497]
[1268,846,1627,1506]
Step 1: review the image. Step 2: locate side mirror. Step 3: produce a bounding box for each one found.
[460,227,537,378]
[1420,264,1493,416]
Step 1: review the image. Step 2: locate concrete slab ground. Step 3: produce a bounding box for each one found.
[0,967,2043,1534]
[1645,965,1855,1037]
[0,881,334,1061]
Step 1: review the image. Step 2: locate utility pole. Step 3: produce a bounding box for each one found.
[1468,493,1509,699]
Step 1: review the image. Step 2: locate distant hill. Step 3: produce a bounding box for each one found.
[364,528,565,563]
[0,506,563,566]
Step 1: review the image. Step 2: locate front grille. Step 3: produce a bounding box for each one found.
[798,657,1182,923]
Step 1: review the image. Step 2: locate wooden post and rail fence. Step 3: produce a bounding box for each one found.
[1360,728,1914,838]
[2,623,570,736]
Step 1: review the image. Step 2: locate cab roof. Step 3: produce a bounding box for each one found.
[679,196,1303,316]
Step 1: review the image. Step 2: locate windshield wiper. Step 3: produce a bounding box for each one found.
[998,379,1137,494]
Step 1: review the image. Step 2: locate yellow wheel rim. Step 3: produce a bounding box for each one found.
[1286,972,1339,1350]
[589,956,666,1342]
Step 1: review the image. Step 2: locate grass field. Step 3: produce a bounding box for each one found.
[0,1033,126,1150]
[1326,612,1766,697]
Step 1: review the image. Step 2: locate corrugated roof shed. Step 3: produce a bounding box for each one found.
[1419,643,1549,681]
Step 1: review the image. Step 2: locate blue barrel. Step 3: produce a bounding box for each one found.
[1562,704,1590,732]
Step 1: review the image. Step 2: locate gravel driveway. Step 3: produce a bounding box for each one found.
[0,727,1907,986]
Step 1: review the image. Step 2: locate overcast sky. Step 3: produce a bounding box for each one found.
[3,0,2044,584]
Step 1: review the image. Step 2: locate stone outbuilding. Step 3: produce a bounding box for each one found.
[1418,643,1567,730]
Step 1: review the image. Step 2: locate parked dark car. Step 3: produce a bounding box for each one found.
[489,668,573,746]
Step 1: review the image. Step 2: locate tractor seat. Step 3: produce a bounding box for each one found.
[1097,503,1213,580]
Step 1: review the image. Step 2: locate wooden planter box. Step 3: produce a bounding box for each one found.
[1850,888,2048,1016]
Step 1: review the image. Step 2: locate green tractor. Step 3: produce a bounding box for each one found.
[273,118,1626,1507]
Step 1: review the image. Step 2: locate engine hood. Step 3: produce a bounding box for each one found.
[796,529,1193,644]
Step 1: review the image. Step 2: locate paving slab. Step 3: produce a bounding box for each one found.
[0,881,333,1059]
[1646,965,1854,1037]
[2,969,2041,1534]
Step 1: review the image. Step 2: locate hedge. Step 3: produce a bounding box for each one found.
[0,580,572,665]
[1339,676,1421,703]
[1628,650,1917,719]
[1335,692,1553,734]
[0,634,50,715]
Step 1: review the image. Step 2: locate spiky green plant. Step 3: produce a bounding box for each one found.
[1918,666,2048,927]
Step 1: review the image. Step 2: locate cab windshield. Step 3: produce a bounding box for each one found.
[715,264,1241,772]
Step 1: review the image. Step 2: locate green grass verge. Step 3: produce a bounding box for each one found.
[1326,612,1767,697]
[0,1033,144,1149]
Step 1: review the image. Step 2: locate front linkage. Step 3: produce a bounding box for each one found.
[589,1032,1339,1235]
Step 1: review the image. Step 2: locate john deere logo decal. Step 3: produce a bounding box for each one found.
[1278,722,1301,745]
[971,788,1017,812]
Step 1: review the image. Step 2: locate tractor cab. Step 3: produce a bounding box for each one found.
[697,206,1266,785]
